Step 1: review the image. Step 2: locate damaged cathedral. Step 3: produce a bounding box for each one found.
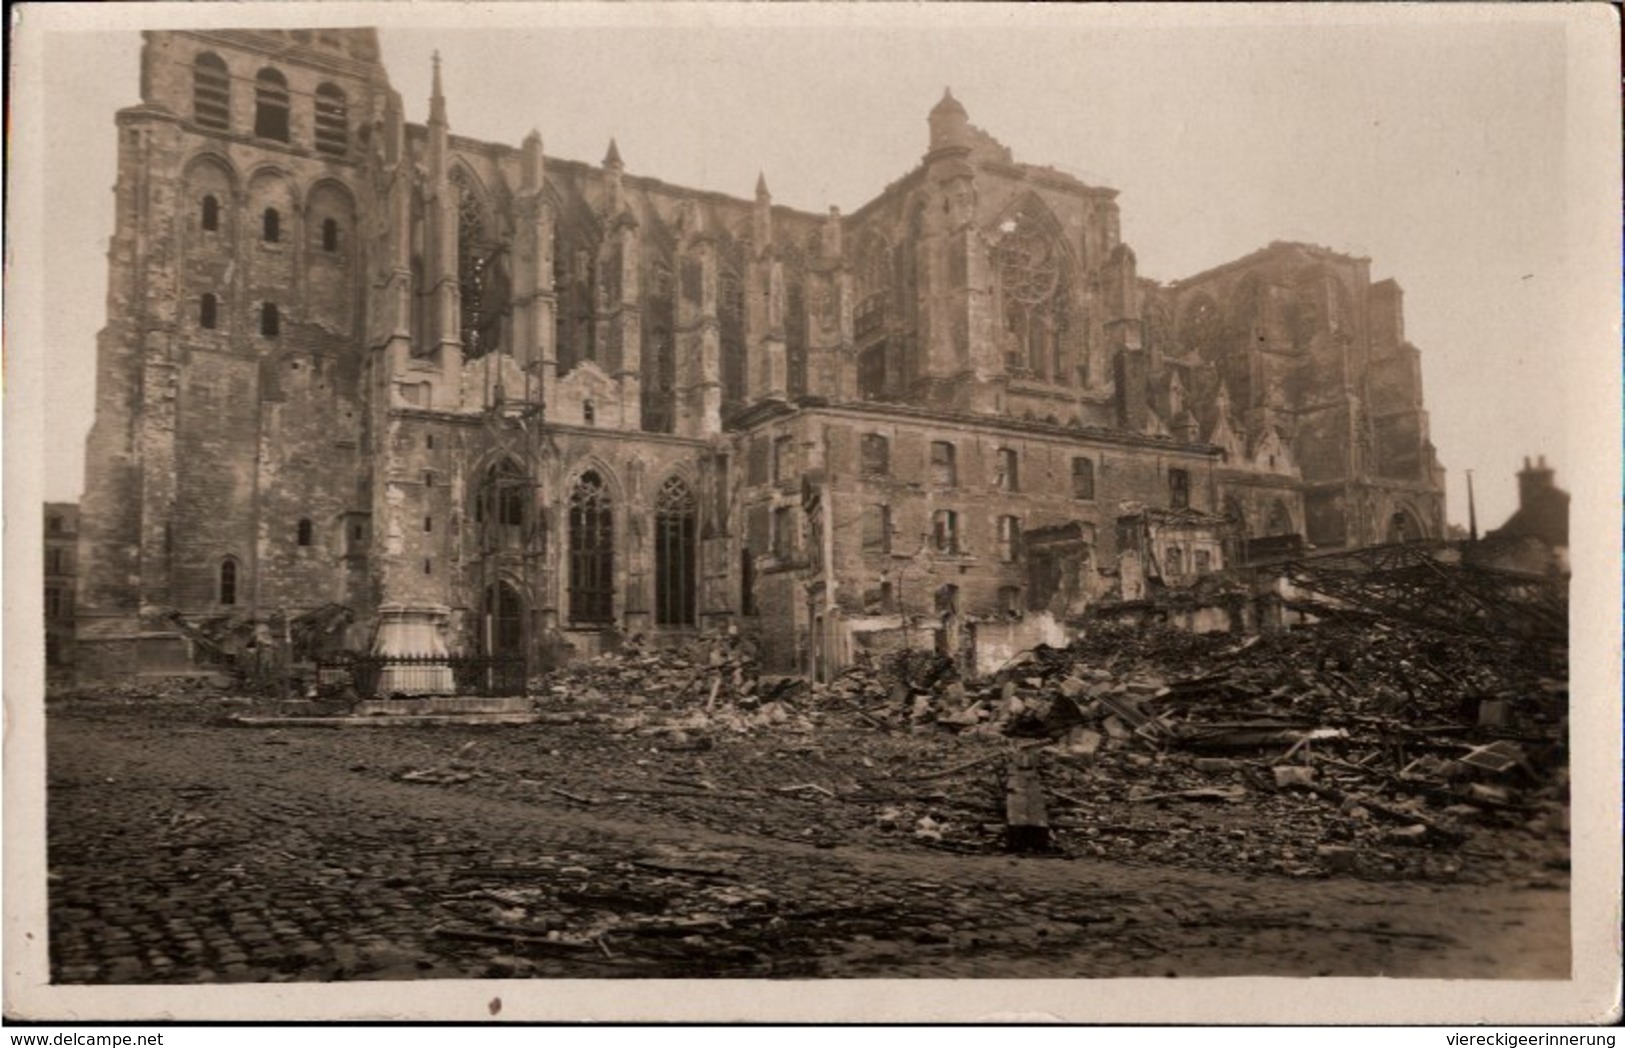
[73,29,1446,681]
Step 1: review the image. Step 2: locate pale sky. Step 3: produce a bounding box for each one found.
[23,3,1614,530]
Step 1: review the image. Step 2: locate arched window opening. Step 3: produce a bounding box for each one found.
[453,171,502,359]
[219,558,238,605]
[261,302,280,337]
[201,195,221,232]
[253,68,291,142]
[313,83,348,156]
[786,280,808,399]
[569,471,614,624]
[482,582,525,656]
[192,53,230,130]
[654,476,697,627]
[475,459,528,549]
[321,218,339,252]
[200,293,218,329]
[262,207,280,243]
[642,263,677,433]
[993,200,1074,384]
[296,518,313,546]
[719,267,747,420]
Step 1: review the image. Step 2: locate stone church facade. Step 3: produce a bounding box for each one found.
[74,29,1446,679]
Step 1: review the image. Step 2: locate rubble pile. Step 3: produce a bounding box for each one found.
[527,629,824,738]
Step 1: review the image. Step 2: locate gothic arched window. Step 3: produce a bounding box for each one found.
[654,476,697,627]
[719,265,746,420]
[642,263,676,433]
[313,83,348,156]
[192,52,230,130]
[454,173,490,357]
[253,68,290,142]
[992,200,1074,384]
[568,471,614,624]
[474,458,527,550]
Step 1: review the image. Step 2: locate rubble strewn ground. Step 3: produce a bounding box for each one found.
[44,618,1569,982]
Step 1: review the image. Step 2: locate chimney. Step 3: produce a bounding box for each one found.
[1517,456,1555,509]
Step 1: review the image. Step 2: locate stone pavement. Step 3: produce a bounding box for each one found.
[44,696,1571,984]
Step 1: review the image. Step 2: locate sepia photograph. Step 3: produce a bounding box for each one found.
[5,0,1619,1026]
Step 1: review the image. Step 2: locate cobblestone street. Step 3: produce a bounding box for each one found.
[45,693,1570,983]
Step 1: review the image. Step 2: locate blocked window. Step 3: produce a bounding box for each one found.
[260,302,280,337]
[322,218,340,253]
[313,83,348,156]
[860,434,890,477]
[262,208,281,243]
[253,68,290,142]
[931,509,960,554]
[1071,457,1096,500]
[192,52,230,130]
[296,518,313,546]
[995,448,1019,492]
[1169,468,1190,510]
[219,558,238,605]
[997,515,1021,562]
[929,441,957,487]
[861,504,891,553]
[201,195,220,233]
[200,293,218,329]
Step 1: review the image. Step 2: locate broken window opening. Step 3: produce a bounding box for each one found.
[931,509,960,554]
[322,218,340,253]
[860,433,890,477]
[260,302,280,337]
[929,441,957,487]
[296,518,313,546]
[1071,457,1095,500]
[772,506,795,558]
[192,52,231,130]
[253,68,290,143]
[740,547,758,616]
[997,515,1021,562]
[654,475,697,627]
[861,504,891,553]
[201,195,220,233]
[582,400,595,426]
[1169,468,1191,510]
[219,558,238,605]
[262,207,280,243]
[313,82,348,157]
[568,471,614,624]
[200,293,218,329]
[773,436,794,487]
[995,448,1019,492]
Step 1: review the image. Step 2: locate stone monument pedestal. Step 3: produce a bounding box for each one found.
[374,603,455,695]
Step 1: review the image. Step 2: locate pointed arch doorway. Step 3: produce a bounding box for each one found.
[482,580,525,657]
